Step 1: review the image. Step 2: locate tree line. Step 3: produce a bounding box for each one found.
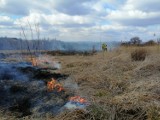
[121,36,160,46]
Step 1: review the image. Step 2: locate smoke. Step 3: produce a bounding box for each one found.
[64,102,87,110]
[0,37,120,51]
[53,61,61,69]
[61,77,89,110]
[36,55,61,70]
[0,61,69,117]
[0,56,88,117]
[62,77,79,90]
[0,62,29,81]
[0,53,6,59]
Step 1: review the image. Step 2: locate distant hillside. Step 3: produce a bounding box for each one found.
[0,37,119,51]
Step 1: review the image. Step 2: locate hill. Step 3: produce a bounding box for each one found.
[0,37,119,51]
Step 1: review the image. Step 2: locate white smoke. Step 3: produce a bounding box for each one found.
[64,102,87,110]
[62,77,78,90]
[36,55,61,70]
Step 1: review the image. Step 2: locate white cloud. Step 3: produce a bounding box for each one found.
[50,0,98,15]
[124,0,160,12]
[14,12,94,28]
[107,10,160,20]
[0,0,52,15]
[0,15,13,26]
[106,0,160,26]
[0,16,12,22]
[0,0,160,42]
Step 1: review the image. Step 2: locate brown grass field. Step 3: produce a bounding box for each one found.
[0,45,160,120]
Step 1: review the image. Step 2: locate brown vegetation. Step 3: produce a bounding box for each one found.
[0,45,160,120]
[131,48,148,61]
[56,45,160,120]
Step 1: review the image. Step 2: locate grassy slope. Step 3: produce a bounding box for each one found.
[0,46,160,120]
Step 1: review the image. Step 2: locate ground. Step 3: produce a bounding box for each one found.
[0,46,160,120]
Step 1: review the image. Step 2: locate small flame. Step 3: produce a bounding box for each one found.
[64,96,88,109]
[69,96,87,104]
[55,83,64,92]
[47,78,64,92]
[30,56,61,69]
[47,78,56,91]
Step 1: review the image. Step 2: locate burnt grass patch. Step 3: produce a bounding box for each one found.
[17,66,68,80]
[0,79,72,118]
[0,62,71,118]
[33,69,68,80]
[10,85,28,93]
[9,97,32,118]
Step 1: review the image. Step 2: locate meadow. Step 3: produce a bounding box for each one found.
[0,45,160,120]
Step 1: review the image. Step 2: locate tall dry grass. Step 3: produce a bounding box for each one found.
[56,45,160,120]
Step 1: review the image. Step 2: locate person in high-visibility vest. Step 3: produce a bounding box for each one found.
[102,43,107,51]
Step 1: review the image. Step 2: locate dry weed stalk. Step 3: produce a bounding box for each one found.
[19,20,42,62]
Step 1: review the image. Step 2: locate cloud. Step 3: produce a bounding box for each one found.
[0,0,160,42]
[124,0,160,12]
[13,12,97,40]
[14,12,95,28]
[105,0,160,26]
[106,10,160,26]
[0,0,31,15]
[0,15,13,26]
[0,0,52,15]
[51,0,98,15]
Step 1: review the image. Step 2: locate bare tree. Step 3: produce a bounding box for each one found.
[130,36,142,45]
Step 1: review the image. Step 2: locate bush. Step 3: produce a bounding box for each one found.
[144,40,157,46]
[131,49,147,61]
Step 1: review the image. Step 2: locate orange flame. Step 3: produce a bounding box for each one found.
[47,78,64,92]
[47,78,56,91]
[69,96,87,104]
[31,57,51,68]
[55,83,64,92]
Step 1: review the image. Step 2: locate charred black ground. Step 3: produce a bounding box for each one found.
[0,61,70,118]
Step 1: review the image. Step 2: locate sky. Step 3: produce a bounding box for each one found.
[0,0,160,42]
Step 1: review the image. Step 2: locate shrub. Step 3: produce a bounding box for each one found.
[131,49,147,61]
[144,40,157,46]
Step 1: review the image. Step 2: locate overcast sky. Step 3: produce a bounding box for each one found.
[0,0,160,42]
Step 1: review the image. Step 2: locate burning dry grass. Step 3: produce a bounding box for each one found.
[47,78,64,92]
[0,45,160,119]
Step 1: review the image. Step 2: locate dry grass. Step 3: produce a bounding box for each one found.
[56,46,160,120]
[131,48,148,61]
[1,45,160,120]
